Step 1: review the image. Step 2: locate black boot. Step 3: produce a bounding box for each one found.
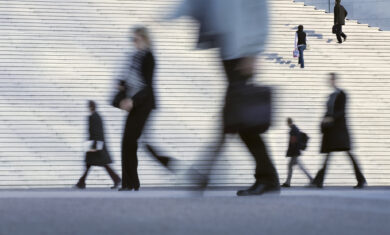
[145,144,172,169]
[354,180,367,189]
[111,180,121,189]
[75,181,86,189]
[237,182,280,196]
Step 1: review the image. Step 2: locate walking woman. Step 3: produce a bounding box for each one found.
[75,101,121,189]
[118,27,156,191]
[310,73,366,189]
[295,25,307,68]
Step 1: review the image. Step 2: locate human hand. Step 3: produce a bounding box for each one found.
[323,117,334,123]
[120,98,133,112]
[236,57,256,77]
[88,149,97,152]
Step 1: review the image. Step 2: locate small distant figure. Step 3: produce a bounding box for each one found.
[334,0,348,43]
[310,73,367,189]
[282,118,313,187]
[295,25,308,68]
[75,101,121,189]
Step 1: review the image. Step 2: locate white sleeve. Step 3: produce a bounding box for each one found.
[294,33,297,48]
[96,141,104,150]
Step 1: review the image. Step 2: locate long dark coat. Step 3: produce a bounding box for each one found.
[287,125,301,157]
[85,112,112,166]
[321,89,351,153]
[334,4,348,25]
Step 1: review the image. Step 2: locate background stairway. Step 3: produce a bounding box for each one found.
[0,0,390,188]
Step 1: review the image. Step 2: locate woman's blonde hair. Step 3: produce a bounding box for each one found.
[133,26,152,48]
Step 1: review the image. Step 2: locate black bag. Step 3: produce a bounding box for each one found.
[85,150,111,166]
[223,84,272,134]
[332,25,337,34]
[112,80,128,108]
[298,132,309,150]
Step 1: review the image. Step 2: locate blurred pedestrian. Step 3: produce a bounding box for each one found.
[75,100,121,189]
[310,73,366,189]
[117,27,156,191]
[282,118,313,187]
[295,25,308,68]
[171,0,280,196]
[334,0,348,43]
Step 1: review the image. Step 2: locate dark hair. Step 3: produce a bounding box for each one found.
[133,26,152,48]
[297,25,304,32]
[89,100,96,111]
[330,72,337,80]
[287,117,293,125]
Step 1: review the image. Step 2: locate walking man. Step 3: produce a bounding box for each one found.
[170,0,280,196]
[334,0,348,43]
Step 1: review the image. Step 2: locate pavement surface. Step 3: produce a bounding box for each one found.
[1,187,390,235]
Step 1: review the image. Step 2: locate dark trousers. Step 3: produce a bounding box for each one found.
[312,151,366,186]
[121,105,152,189]
[221,59,280,186]
[284,157,312,185]
[78,164,120,185]
[335,24,347,43]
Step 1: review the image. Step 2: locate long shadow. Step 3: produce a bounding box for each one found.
[264,53,296,68]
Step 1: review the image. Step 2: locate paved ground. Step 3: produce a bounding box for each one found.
[1,187,390,235]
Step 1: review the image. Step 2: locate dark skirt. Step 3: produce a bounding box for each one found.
[85,146,112,166]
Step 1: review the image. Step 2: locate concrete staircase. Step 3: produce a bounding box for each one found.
[0,0,389,188]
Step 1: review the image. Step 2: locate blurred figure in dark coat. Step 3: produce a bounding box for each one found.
[75,100,121,189]
[171,0,280,196]
[117,27,156,191]
[310,73,366,189]
[334,0,348,43]
[282,118,313,187]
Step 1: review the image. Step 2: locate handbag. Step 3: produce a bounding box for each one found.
[223,83,272,134]
[332,25,337,34]
[112,80,128,108]
[293,49,299,58]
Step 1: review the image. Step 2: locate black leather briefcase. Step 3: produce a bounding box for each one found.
[223,84,272,134]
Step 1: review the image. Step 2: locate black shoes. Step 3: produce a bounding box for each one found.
[354,180,367,189]
[118,187,132,191]
[111,180,121,189]
[118,187,140,191]
[145,144,172,169]
[306,181,323,188]
[237,183,280,196]
[343,35,347,41]
[74,182,86,189]
[281,183,290,188]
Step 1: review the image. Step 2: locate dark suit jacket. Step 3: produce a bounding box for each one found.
[321,89,351,153]
[334,4,348,25]
[287,125,301,157]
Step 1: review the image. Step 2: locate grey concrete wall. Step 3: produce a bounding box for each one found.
[295,0,390,30]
